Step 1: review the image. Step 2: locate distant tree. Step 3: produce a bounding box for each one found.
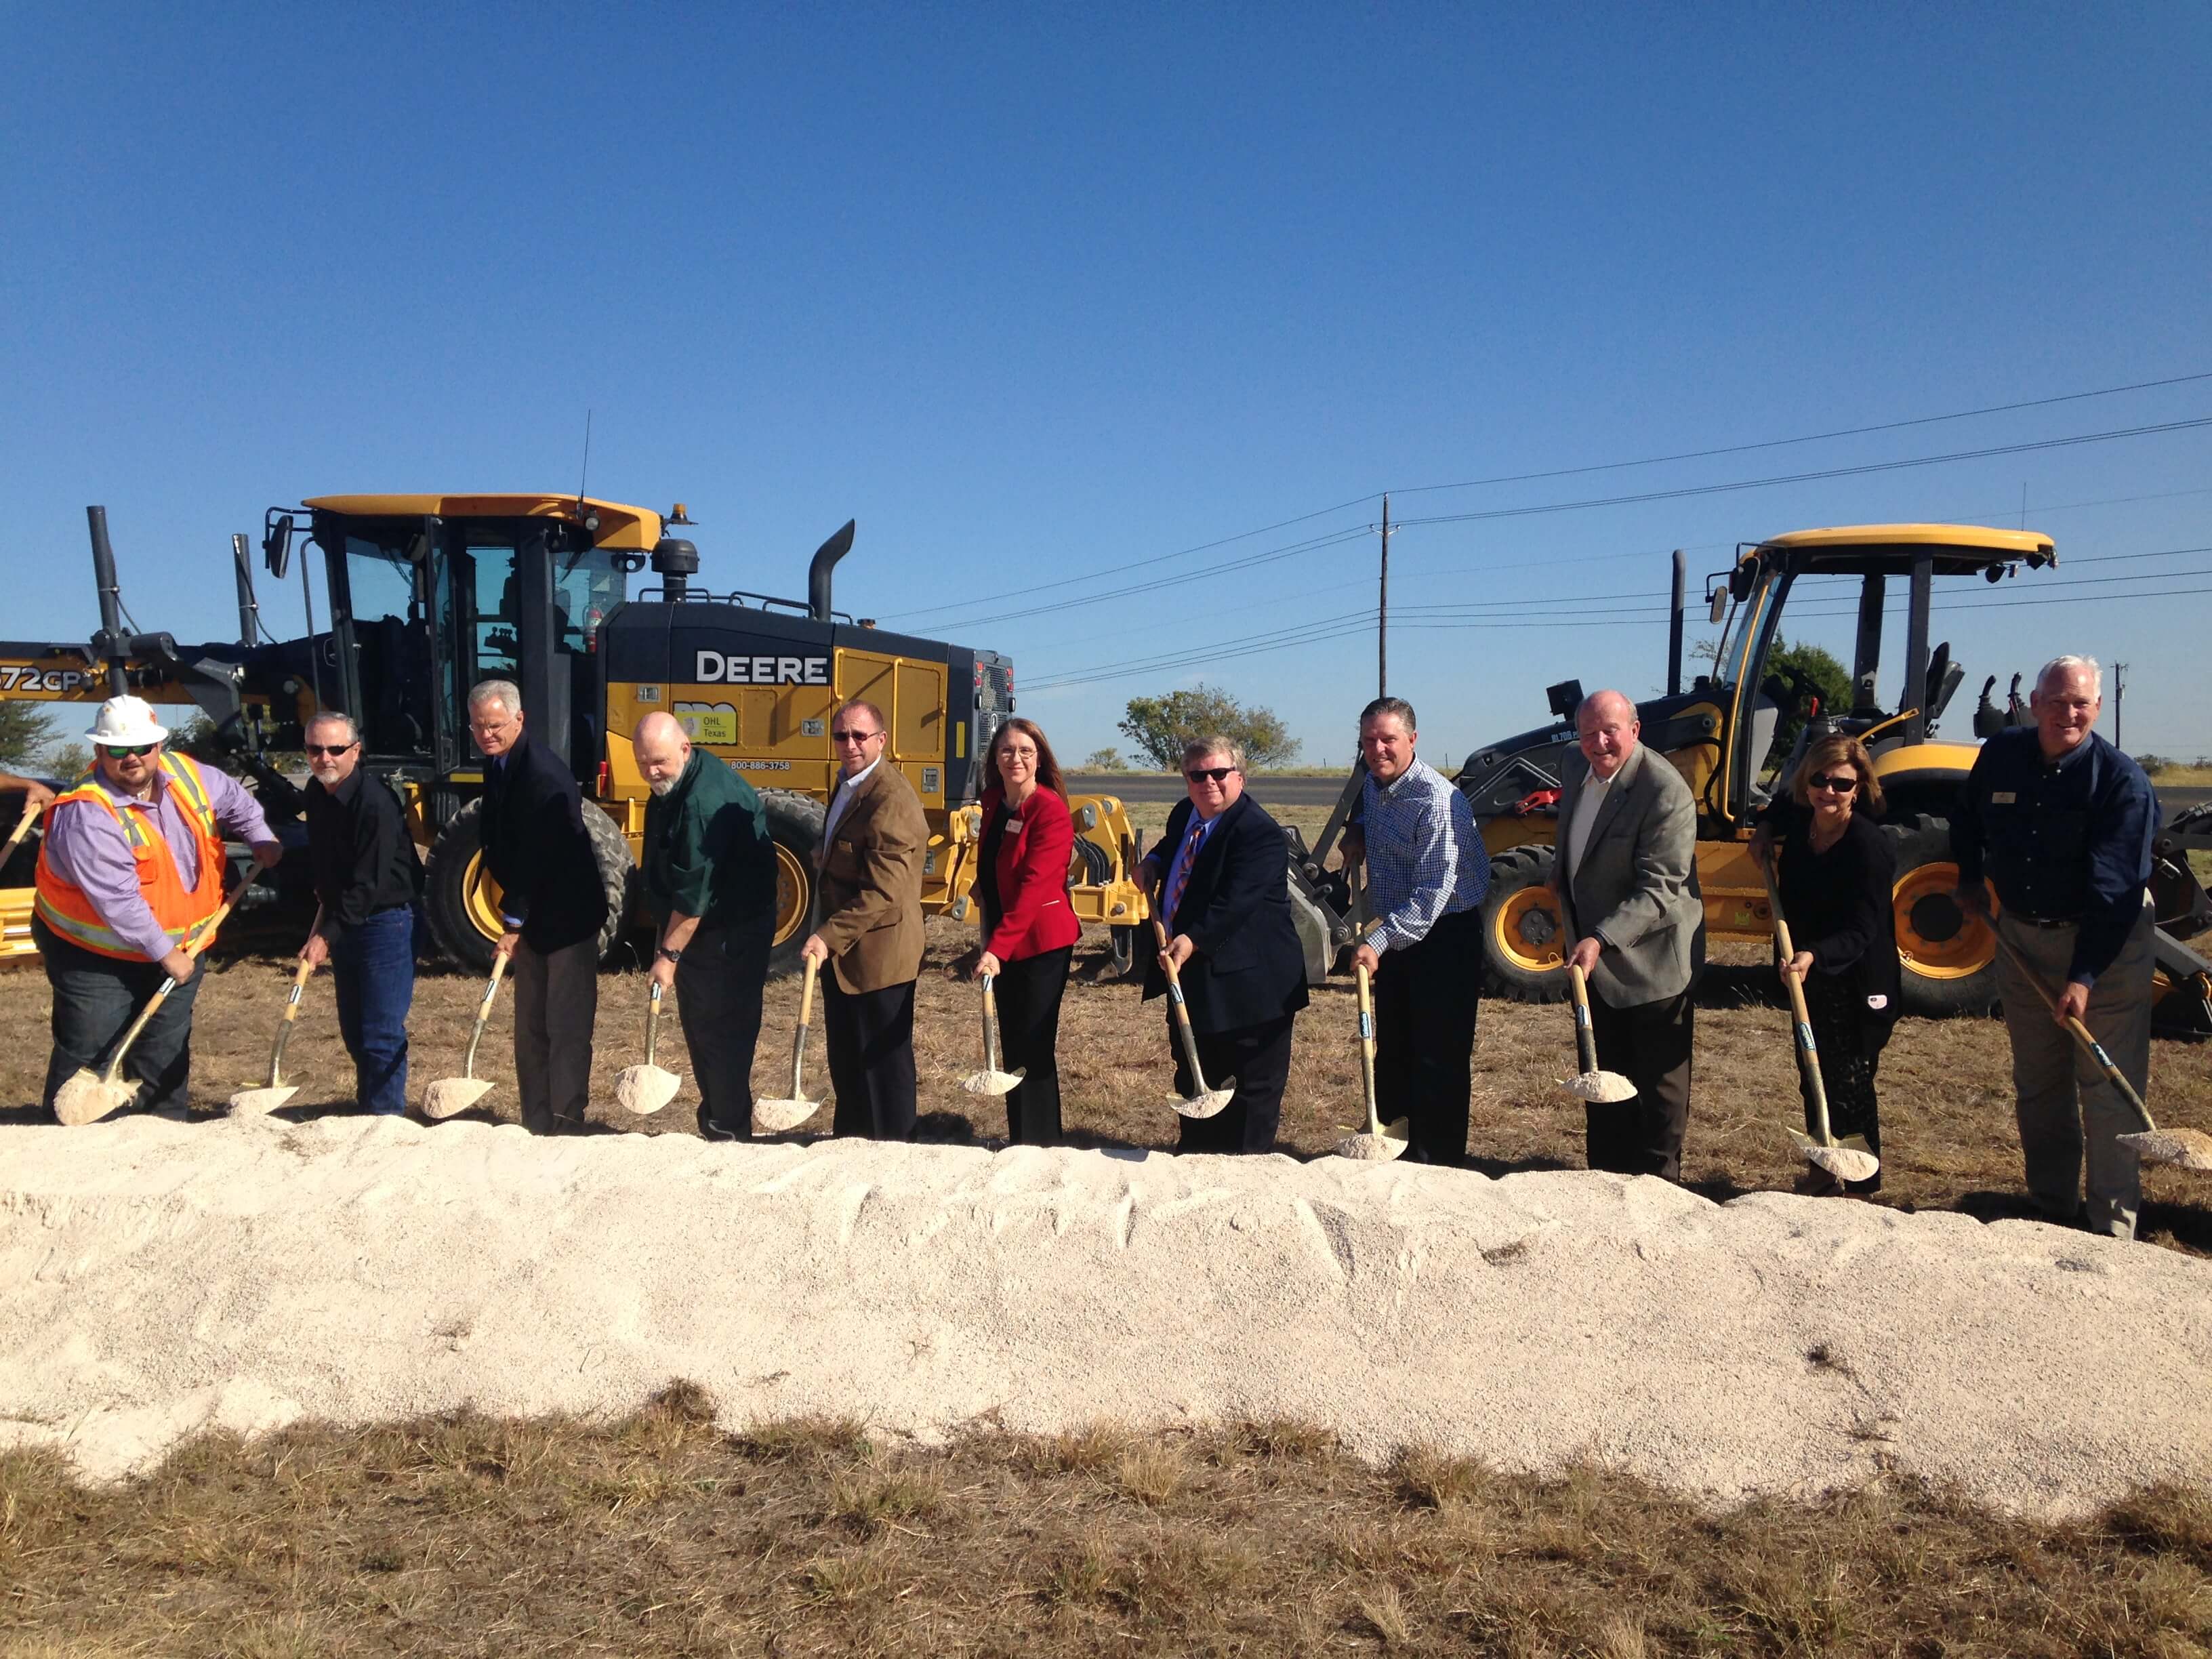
[0,704,56,769]
[1118,684,1300,771]
[1082,747,1129,771]
[45,743,89,781]
[1763,638,1851,764]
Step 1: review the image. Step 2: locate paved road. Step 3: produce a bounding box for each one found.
[1069,774,2212,822]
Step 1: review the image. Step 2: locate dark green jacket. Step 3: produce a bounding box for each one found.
[642,750,776,928]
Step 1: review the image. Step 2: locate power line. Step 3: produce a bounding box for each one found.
[1391,417,2212,530]
[884,371,2212,627]
[917,414,2212,636]
[1387,371,2212,498]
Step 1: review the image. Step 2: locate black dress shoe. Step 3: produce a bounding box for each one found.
[697,1106,738,1142]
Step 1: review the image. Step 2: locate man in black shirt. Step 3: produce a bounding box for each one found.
[301,712,424,1115]
[1952,655,2159,1239]
[472,679,608,1134]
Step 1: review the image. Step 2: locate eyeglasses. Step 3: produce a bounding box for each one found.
[830,727,882,744]
[1185,766,1237,783]
[1808,773,1859,794]
[305,743,356,758]
[102,743,157,759]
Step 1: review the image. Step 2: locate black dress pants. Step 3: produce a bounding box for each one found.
[1371,905,1483,1167]
[676,916,772,1134]
[1172,1012,1296,1154]
[824,972,918,1140]
[1585,983,1695,1180]
[992,945,1071,1143]
[512,936,598,1134]
[1799,970,1888,1193]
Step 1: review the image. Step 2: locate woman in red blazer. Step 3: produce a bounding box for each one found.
[972,717,1080,1143]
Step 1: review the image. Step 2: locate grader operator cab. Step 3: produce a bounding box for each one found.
[0,497,1150,974]
[1447,523,2212,1034]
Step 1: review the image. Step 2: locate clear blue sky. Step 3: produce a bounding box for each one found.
[5,3,2207,766]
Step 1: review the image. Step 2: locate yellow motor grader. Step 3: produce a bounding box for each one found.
[0,497,1149,974]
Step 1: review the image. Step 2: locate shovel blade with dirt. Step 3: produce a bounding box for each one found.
[959,972,1025,1097]
[613,979,684,1115]
[229,909,323,1116]
[753,954,823,1133]
[55,869,253,1127]
[1333,960,1408,1160]
[1557,962,1637,1104]
[422,953,508,1120]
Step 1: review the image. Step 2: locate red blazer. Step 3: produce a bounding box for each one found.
[979,784,1080,961]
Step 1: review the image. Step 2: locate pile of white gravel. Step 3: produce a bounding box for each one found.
[3,1113,2207,1517]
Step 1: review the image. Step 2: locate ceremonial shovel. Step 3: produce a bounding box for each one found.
[228,907,324,1115]
[1151,913,1231,1119]
[1557,963,1637,1105]
[613,979,684,1115]
[1761,866,1880,1187]
[1332,961,1409,1160]
[752,954,823,1132]
[422,951,508,1120]
[1992,931,2212,1174]
[54,870,253,1127]
[960,972,1025,1097]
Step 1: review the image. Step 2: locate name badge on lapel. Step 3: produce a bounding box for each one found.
[1990,792,2016,804]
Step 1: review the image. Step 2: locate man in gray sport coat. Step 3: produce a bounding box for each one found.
[1550,689,1705,1179]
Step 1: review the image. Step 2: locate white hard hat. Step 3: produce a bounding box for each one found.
[85,696,170,747]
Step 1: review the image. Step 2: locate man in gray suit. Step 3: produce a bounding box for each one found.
[1550,689,1705,1179]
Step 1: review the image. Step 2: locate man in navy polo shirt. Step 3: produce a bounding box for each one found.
[1952,655,2158,1240]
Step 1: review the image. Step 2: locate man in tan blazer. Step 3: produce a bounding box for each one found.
[1550,689,1705,1180]
[802,698,928,1138]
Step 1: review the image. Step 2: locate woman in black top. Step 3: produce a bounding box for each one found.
[1759,733,1900,1194]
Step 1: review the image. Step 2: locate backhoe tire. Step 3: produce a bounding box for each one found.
[423,797,636,975]
[1884,813,1999,1018]
[760,790,827,979]
[1479,844,1568,1003]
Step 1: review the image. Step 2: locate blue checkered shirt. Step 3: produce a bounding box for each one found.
[1357,756,1488,954]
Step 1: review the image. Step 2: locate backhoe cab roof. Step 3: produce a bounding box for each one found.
[1744,523,2055,576]
[302,494,665,552]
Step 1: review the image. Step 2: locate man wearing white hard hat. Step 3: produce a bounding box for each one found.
[32,696,282,1118]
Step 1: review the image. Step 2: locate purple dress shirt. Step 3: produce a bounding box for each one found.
[41,764,277,960]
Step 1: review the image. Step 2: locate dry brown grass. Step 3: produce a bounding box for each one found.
[5,868,2209,1256]
[4,1390,2211,1655]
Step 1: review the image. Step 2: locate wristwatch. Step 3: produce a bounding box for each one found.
[657,946,684,964]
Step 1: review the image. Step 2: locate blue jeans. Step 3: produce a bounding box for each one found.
[331,906,416,1114]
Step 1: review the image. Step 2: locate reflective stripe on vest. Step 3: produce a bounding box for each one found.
[34,752,228,960]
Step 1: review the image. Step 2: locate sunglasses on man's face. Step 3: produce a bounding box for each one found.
[1185,766,1237,784]
[102,743,157,759]
[830,727,882,743]
[1807,773,1859,794]
[306,743,357,758]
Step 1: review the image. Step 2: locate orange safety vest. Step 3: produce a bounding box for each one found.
[34,752,227,961]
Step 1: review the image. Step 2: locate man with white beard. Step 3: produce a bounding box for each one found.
[635,711,779,1138]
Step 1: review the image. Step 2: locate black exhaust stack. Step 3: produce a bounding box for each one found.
[85,506,129,697]
[1666,548,1686,696]
[808,520,857,622]
[231,533,261,644]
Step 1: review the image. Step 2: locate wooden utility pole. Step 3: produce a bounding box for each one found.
[2113,661,2127,749]
[1377,493,1391,699]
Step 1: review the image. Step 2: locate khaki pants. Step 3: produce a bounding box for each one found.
[1994,903,2153,1240]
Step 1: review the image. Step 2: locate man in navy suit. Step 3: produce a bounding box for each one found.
[1136,736,1309,1153]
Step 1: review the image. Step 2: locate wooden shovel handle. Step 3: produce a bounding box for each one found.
[644,979,663,1066]
[2,798,43,857]
[1565,962,1601,1078]
[1990,929,2156,1133]
[1354,961,1381,1136]
[1759,859,1836,1147]
[796,953,819,1025]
